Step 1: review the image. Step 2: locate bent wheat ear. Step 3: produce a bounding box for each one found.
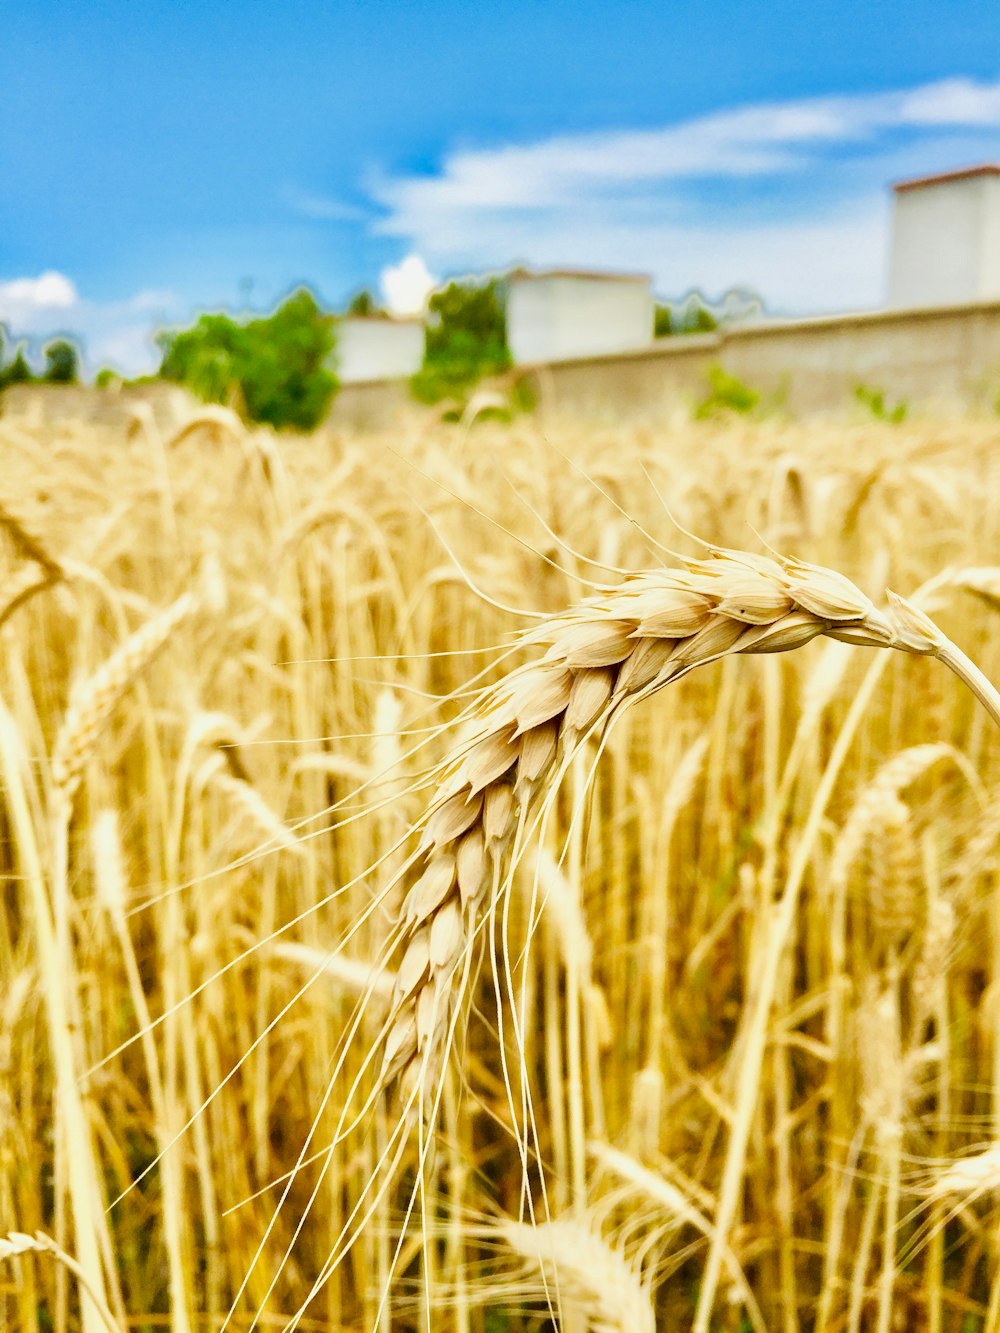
[0,564,58,630]
[378,550,1000,1107]
[501,1219,655,1333]
[929,1143,1000,1199]
[0,1231,122,1333]
[51,590,197,802]
[0,497,63,578]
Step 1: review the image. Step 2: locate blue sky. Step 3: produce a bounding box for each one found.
[3,1,1000,372]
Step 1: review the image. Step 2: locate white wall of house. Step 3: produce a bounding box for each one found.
[507,270,654,365]
[888,167,1000,309]
[336,316,425,384]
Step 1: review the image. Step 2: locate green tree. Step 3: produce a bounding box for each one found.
[158,288,338,430]
[654,303,674,337]
[347,290,381,317]
[43,338,80,384]
[655,296,719,337]
[0,345,34,390]
[411,278,510,405]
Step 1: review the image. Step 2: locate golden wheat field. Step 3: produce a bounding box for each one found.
[3,393,1000,1333]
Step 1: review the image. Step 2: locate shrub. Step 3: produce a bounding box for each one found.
[854,383,908,424]
[694,364,760,418]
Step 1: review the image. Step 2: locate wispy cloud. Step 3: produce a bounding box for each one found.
[367,76,1000,311]
[282,184,370,222]
[0,271,79,328]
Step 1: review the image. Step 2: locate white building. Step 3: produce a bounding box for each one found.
[335,315,425,384]
[506,268,654,365]
[888,164,1000,309]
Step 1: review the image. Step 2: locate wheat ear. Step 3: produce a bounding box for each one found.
[0,497,63,577]
[51,590,196,802]
[501,1218,655,1333]
[378,547,1000,1107]
[0,1231,122,1333]
[0,563,58,630]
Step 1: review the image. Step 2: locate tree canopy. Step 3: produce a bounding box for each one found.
[43,339,80,384]
[157,288,338,430]
[411,278,510,405]
[0,331,81,390]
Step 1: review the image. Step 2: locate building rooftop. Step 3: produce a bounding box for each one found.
[507,266,652,284]
[893,163,1000,193]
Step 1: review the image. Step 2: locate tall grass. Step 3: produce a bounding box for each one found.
[2,399,1000,1329]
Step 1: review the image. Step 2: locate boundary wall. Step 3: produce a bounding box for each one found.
[5,302,1000,434]
[511,300,1000,420]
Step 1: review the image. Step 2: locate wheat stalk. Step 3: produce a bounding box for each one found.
[378,547,1000,1108]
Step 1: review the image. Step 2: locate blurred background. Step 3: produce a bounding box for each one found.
[3,1,1000,426]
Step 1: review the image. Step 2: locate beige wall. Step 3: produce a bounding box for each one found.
[0,381,199,432]
[513,301,1000,420]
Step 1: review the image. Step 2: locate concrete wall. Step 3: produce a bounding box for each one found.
[512,301,1000,421]
[508,274,654,364]
[331,378,415,430]
[889,174,1000,308]
[9,302,1000,434]
[336,316,424,384]
[0,381,201,433]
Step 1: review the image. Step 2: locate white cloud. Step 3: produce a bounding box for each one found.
[379,254,436,316]
[0,271,79,329]
[895,77,1000,126]
[367,75,1000,312]
[0,270,181,375]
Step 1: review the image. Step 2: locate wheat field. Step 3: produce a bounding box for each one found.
[2,394,1000,1332]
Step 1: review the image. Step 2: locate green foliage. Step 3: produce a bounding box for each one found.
[95,368,122,389]
[654,297,720,338]
[854,383,908,424]
[0,344,33,390]
[0,329,81,390]
[158,289,338,430]
[678,302,719,335]
[346,289,382,317]
[42,338,80,384]
[694,364,760,418]
[410,278,511,406]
